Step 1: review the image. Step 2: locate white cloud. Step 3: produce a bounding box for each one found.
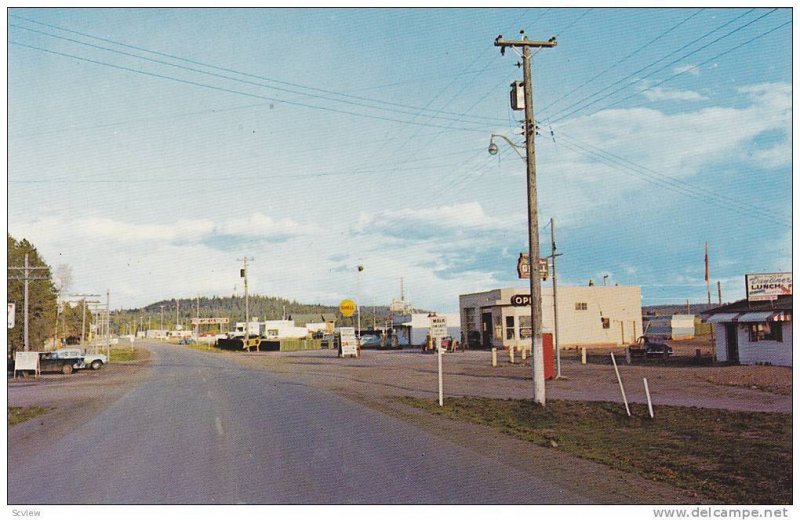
[356,201,522,240]
[216,212,320,238]
[547,81,791,227]
[672,64,700,76]
[641,87,707,102]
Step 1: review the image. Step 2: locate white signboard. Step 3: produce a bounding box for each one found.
[430,316,448,340]
[7,303,15,329]
[191,317,230,325]
[14,351,40,377]
[339,327,358,358]
[746,273,792,302]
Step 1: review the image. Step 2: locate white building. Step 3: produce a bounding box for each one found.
[233,320,309,339]
[703,295,792,366]
[459,286,642,349]
[395,313,461,346]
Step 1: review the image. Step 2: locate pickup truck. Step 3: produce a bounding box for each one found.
[51,348,108,370]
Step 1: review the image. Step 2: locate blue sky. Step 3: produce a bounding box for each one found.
[7,7,793,312]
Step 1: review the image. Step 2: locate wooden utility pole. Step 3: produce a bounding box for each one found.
[495,31,556,406]
[717,281,722,305]
[549,218,563,379]
[705,241,711,304]
[238,257,254,349]
[8,254,50,351]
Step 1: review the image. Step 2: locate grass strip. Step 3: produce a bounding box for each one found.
[396,396,791,504]
[108,347,142,362]
[8,405,51,426]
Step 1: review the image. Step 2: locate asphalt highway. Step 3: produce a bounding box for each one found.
[9,342,583,504]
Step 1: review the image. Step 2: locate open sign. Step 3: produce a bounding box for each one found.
[510,294,531,306]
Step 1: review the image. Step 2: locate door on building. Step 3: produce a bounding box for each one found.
[481,312,493,348]
[725,323,739,364]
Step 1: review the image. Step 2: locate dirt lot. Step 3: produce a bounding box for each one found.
[232,344,791,414]
[7,350,152,444]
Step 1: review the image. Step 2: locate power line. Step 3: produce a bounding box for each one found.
[545,9,777,125]
[555,134,790,228]
[10,40,491,134]
[555,129,790,226]
[10,15,509,126]
[594,19,791,114]
[538,8,705,114]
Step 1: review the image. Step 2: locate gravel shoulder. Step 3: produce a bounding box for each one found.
[7,348,154,457]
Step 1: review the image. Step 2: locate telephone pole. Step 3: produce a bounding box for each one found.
[549,218,563,379]
[8,254,50,351]
[69,294,100,346]
[495,31,556,406]
[238,257,254,348]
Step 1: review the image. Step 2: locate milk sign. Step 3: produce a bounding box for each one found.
[746,273,792,302]
[430,315,448,341]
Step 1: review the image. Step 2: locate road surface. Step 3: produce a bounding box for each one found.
[9,342,585,505]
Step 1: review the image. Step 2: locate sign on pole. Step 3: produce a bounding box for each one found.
[517,253,548,280]
[430,315,448,342]
[510,294,532,307]
[339,299,357,318]
[7,303,15,329]
[339,326,358,358]
[745,273,792,302]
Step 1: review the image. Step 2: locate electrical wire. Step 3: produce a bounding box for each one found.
[538,8,705,114]
[9,14,509,125]
[9,40,491,134]
[555,135,790,228]
[545,9,777,125]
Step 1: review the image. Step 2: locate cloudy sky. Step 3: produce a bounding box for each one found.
[7,7,793,311]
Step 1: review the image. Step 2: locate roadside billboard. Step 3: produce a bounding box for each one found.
[745,273,792,302]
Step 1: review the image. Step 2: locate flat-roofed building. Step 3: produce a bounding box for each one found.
[459,285,642,350]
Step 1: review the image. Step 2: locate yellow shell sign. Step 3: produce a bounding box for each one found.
[339,299,357,317]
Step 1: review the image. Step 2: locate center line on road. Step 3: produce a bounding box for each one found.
[215,416,224,436]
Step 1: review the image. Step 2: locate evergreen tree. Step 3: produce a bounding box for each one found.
[7,234,57,352]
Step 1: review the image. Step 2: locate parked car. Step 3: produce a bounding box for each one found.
[8,351,84,375]
[178,338,197,345]
[628,336,673,358]
[359,334,381,348]
[51,348,108,370]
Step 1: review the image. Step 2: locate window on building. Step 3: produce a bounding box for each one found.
[748,322,782,342]
[505,316,516,340]
[575,302,588,311]
[464,308,477,331]
[519,316,532,339]
[601,317,610,329]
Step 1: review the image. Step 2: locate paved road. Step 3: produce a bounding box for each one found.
[9,342,585,505]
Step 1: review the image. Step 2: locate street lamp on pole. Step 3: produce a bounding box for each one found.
[493,31,556,406]
[356,265,364,338]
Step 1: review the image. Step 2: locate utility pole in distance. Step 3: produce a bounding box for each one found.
[237,257,254,350]
[495,31,556,406]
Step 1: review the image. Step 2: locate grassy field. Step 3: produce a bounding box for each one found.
[397,396,791,504]
[8,406,51,426]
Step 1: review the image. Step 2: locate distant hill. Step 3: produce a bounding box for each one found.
[113,294,398,332]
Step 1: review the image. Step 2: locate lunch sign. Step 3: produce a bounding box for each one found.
[745,273,792,302]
